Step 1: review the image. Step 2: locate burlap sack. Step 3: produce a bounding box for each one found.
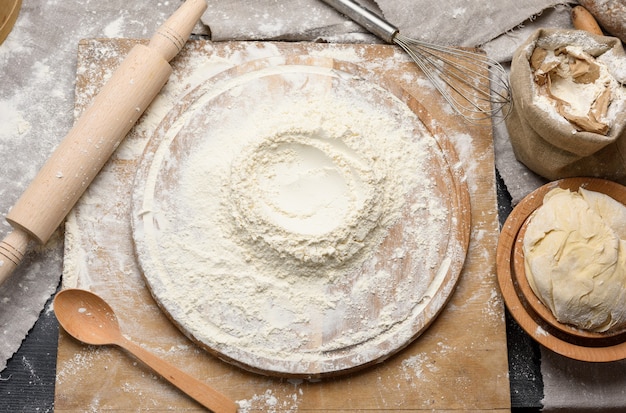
[506,28,626,183]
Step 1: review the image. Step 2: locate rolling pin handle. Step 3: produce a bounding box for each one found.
[0,229,31,286]
[148,0,207,62]
[572,5,604,36]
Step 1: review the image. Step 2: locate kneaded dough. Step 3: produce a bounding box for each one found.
[523,187,626,333]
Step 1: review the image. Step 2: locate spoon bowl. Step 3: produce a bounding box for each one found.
[54,288,237,413]
[53,288,122,346]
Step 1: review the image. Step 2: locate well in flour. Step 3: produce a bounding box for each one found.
[132,58,462,376]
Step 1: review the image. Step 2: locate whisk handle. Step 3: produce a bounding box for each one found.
[320,0,398,43]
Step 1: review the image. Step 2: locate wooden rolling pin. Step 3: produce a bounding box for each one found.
[0,0,207,286]
[572,5,604,36]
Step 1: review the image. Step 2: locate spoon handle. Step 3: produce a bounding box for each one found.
[119,338,238,413]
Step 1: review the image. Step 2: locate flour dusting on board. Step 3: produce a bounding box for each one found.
[131,52,468,376]
[237,388,302,413]
[55,40,512,411]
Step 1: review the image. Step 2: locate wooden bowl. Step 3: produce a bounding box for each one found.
[497,177,626,361]
[0,0,21,45]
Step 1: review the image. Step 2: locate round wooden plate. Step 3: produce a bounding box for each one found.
[131,56,471,377]
[497,177,626,361]
[0,0,21,45]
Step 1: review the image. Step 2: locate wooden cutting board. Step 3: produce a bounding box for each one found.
[55,39,510,411]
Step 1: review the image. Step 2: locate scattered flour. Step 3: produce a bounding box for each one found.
[237,388,302,413]
[0,101,31,140]
[132,54,464,376]
[103,15,126,38]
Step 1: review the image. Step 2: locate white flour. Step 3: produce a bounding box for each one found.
[0,101,31,141]
[132,54,461,376]
[530,32,626,134]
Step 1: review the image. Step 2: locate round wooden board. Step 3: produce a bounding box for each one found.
[131,56,471,377]
[0,0,21,45]
[497,177,626,362]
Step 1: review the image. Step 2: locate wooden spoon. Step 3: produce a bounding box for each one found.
[53,288,237,413]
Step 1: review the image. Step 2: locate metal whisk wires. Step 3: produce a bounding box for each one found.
[394,33,512,124]
[320,0,512,124]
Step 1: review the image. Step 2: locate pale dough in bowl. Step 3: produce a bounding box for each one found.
[523,187,626,333]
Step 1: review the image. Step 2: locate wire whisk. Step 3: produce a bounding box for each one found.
[320,0,512,124]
